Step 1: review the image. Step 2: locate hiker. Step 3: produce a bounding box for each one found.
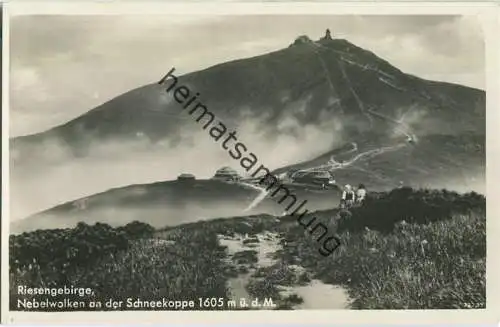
[356,184,366,204]
[325,28,332,40]
[341,184,355,209]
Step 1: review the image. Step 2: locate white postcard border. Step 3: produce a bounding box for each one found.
[1,1,499,325]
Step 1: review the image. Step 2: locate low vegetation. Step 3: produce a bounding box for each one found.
[10,221,230,311]
[337,187,485,233]
[9,187,486,310]
[233,250,259,266]
[278,188,486,309]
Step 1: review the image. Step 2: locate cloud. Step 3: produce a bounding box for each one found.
[10,110,341,220]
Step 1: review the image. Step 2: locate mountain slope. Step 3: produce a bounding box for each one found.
[10,36,485,162]
[11,178,342,234]
[273,132,485,191]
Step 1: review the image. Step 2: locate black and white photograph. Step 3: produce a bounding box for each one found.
[2,2,498,324]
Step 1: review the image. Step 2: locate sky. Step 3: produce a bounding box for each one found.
[9,14,485,137]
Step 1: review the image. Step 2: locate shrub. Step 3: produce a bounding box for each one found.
[337,187,485,233]
[117,221,155,239]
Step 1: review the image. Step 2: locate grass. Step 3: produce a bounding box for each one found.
[334,213,485,309]
[10,222,231,311]
[277,188,486,309]
[9,187,486,310]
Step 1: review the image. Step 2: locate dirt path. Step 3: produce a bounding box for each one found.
[218,231,351,310]
[219,232,279,308]
[279,279,350,309]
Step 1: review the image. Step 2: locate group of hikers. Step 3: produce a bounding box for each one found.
[340,183,366,209]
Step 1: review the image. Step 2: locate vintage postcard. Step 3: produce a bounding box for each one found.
[2,1,499,325]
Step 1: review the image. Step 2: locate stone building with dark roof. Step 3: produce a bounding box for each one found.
[212,166,241,182]
[177,173,196,181]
